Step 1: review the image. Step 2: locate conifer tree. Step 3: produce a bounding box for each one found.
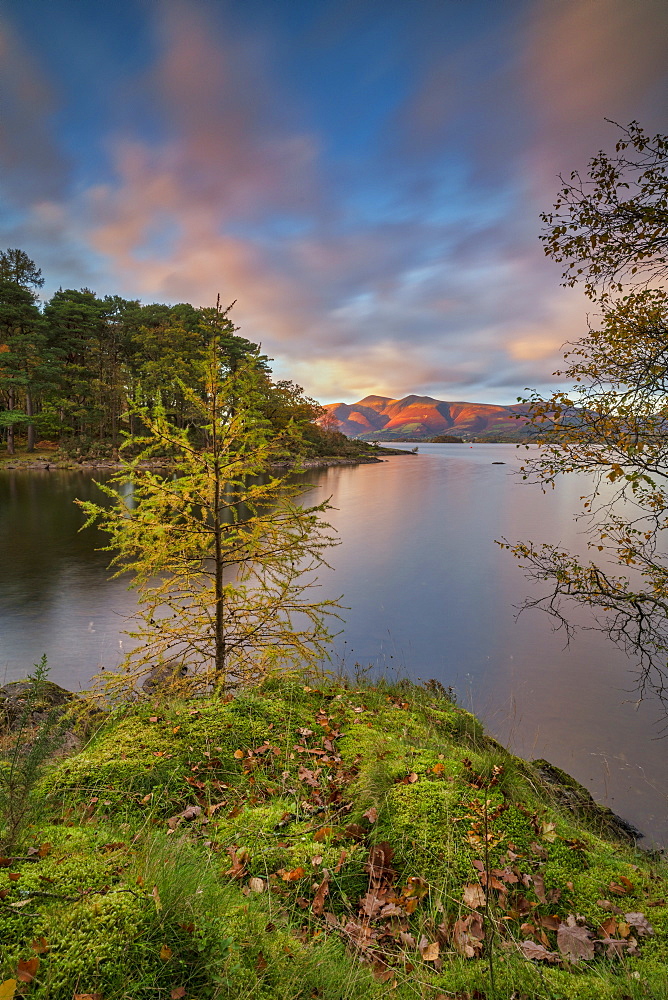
[78,325,339,695]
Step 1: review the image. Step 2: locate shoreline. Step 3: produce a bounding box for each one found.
[0,446,412,473]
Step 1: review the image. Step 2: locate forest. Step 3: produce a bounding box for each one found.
[0,249,349,460]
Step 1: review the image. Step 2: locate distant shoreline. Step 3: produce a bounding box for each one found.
[0,445,412,473]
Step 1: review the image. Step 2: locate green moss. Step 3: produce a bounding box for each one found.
[3,675,666,1000]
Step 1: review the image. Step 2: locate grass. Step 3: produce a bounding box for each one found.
[1,672,667,999]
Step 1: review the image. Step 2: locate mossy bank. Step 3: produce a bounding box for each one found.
[1,675,667,1000]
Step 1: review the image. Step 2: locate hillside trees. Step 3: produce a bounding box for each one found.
[0,248,44,290]
[78,322,339,693]
[504,121,668,710]
[0,279,58,453]
[0,258,327,456]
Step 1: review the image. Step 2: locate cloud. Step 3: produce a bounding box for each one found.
[0,17,69,204]
[1,0,666,405]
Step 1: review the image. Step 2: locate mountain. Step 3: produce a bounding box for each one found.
[321,394,533,440]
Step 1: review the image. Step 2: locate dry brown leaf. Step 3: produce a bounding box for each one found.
[557,916,594,962]
[16,958,39,983]
[280,866,306,881]
[625,912,655,936]
[462,883,486,908]
[248,877,265,893]
[532,872,547,904]
[452,915,484,959]
[312,872,330,916]
[363,806,378,823]
[73,994,103,1000]
[159,945,172,961]
[520,940,558,963]
[170,988,187,1000]
[359,890,385,918]
[233,749,245,759]
[420,940,440,961]
[539,914,560,931]
[30,937,49,954]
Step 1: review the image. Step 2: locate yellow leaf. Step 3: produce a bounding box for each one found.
[233,749,245,759]
[160,944,173,961]
[421,940,440,961]
[0,980,16,1000]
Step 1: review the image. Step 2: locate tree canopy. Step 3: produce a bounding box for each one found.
[78,336,339,694]
[0,258,323,456]
[505,121,668,714]
[540,121,668,299]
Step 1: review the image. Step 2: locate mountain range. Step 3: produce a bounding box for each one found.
[322,394,533,440]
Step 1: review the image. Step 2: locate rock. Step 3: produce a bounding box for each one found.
[142,663,189,694]
[531,758,641,843]
[0,679,75,728]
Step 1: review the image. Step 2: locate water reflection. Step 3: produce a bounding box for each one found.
[0,449,666,845]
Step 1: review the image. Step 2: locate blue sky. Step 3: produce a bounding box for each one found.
[1,0,666,404]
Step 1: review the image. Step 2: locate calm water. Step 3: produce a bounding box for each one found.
[1,445,666,846]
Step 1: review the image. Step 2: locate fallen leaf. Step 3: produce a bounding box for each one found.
[31,938,48,954]
[37,843,51,858]
[73,995,103,1000]
[170,988,187,1000]
[557,916,595,962]
[298,765,321,788]
[152,885,162,911]
[233,749,245,759]
[280,867,306,881]
[520,940,558,963]
[359,890,386,918]
[431,762,446,775]
[625,912,654,936]
[182,805,202,821]
[248,877,265,893]
[312,872,330,916]
[532,872,547,904]
[256,951,268,972]
[363,806,378,823]
[7,874,20,882]
[420,940,440,961]
[609,879,633,896]
[159,944,172,961]
[462,884,486,909]
[541,822,557,842]
[16,958,39,983]
[0,981,16,1000]
[313,827,332,843]
[452,915,484,959]
[597,898,623,914]
[344,823,366,841]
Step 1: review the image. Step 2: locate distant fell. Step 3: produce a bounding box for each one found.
[322,393,533,441]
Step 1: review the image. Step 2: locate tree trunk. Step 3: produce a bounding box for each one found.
[213,458,226,680]
[7,387,15,455]
[26,392,34,452]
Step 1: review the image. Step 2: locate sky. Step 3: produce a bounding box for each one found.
[1,0,667,405]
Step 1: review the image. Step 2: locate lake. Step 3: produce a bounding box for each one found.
[1,443,666,847]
